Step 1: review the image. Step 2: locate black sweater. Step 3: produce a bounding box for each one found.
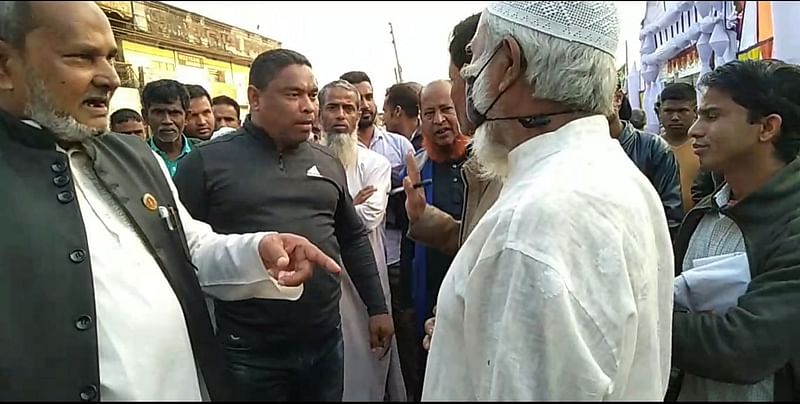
[174,119,387,344]
[670,156,800,400]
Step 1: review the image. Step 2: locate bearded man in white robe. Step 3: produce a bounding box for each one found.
[421,1,674,401]
[319,80,407,401]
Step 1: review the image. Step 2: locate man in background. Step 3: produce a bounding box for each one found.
[319,79,406,402]
[142,79,200,177]
[110,108,147,141]
[659,82,700,212]
[609,88,683,238]
[408,12,502,382]
[184,84,214,141]
[631,108,647,130]
[211,95,241,130]
[406,13,497,259]
[384,82,423,151]
[341,72,416,380]
[402,80,469,399]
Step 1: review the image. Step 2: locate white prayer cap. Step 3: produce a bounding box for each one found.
[486,1,620,56]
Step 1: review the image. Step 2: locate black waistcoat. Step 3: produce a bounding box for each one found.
[0,111,229,401]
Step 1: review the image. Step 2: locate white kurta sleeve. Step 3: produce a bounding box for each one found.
[354,156,391,231]
[151,151,303,302]
[463,248,614,400]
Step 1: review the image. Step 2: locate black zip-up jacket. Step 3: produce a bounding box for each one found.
[174,118,387,344]
[617,121,684,238]
[668,157,800,400]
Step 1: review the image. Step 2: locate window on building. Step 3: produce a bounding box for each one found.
[209,68,226,83]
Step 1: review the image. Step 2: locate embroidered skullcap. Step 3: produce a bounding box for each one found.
[486,1,619,56]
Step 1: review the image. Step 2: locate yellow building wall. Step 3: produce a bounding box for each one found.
[231,64,251,115]
[121,40,177,83]
[121,40,252,116]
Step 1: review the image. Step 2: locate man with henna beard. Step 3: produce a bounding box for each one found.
[399,80,469,393]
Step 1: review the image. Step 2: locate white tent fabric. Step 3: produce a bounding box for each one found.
[772,2,800,64]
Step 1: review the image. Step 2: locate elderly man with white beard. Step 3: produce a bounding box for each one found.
[318,80,407,401]
[0,2,342,400]
[421,1,674,401]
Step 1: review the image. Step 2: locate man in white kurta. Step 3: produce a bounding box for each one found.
[421,2,673,400]
[340,146,406,401]
[320,80,407,401]
[422,116,674,400]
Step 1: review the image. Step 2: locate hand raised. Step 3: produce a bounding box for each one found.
[403,152,426,223]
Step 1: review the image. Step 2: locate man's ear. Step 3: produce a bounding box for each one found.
[247,85,261,112]
[760,113,783,144]
[0,41,19,91]
[498,36,523,93]
[394,105,402,118]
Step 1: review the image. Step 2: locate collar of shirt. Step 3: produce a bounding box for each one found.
[411,126,422,140]
[369,126,386,148]
[507,115,611,184]
[149,135,193,161]
[356,126,384,150]
[714,183,735,209]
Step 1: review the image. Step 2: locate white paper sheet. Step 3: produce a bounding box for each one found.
[673,252,750,315]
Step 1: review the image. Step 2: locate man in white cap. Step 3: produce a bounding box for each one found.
[421,1,674,401]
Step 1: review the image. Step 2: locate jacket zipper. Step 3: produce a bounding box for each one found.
[278,153,286,172]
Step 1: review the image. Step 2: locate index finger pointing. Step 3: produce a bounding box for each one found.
[404,152,421,184]
[302,244,341,274]
[280,234,342,274]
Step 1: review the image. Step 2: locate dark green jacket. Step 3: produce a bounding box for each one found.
[670,158,800,400]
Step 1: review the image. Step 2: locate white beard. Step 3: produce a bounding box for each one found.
[24,73,104,143]
[473,121,511,181]
[322,129,359,169]
[471,69,510,181]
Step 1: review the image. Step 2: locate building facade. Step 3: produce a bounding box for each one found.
[635,1,800,134]
[98,1,281,118]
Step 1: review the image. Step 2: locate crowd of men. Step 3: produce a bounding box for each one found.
[3,0,800,402]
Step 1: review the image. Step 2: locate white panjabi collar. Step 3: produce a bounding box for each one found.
[506,115,610,183]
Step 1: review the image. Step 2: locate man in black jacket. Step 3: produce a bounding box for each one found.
[668,59,800,401]
[609,89,683,238]
[0,1,340,401]
[174,49,393,402]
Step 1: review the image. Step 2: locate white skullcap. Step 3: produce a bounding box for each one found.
[486,1,619,56]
